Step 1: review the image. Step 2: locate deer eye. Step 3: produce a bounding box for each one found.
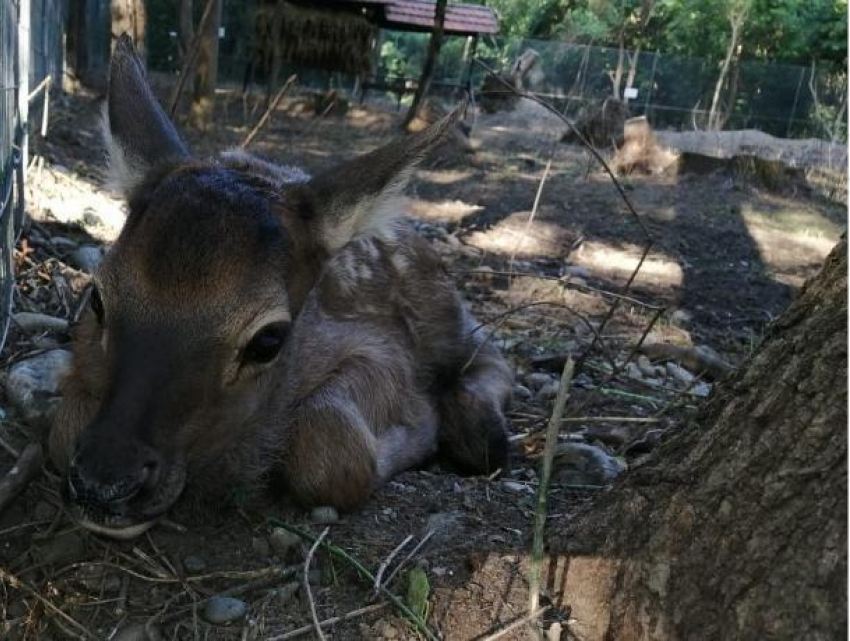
[90,287,105,324]
[243,323,288,364]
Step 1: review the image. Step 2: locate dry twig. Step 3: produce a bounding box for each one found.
[267,602,389,640]
[528,357,575,621]
[373,534,413,596]
[304,526,330,641]
[0,443,44,515]
[482,606,552,641]
[241,74,298,148]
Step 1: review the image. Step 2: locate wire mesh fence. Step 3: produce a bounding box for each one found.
[145,2,846,143]
[0,0,66,353]
[1,0,24,353]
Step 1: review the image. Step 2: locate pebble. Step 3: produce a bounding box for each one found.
[535,380,561,402]
[12,312,69,333]
[501,480,534,494]
[71,245,105,272]
[691,382,712,397]
[670,309,693,325]
[524,372,555,389]
[113,623,162,641]
[553,442,626,487]
[268,581,300,602]
[310,506,339,524]
[182,555,207,574]
[513,384,533,401]
[636,355,656,378]
[666,362,695,384]
[625,362,644,380]
[203,597,247,625]
[268,528,301,557]
[562,265,592,280]
[5,349,72,424]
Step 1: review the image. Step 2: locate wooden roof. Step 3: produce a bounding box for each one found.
[316,0,499,36]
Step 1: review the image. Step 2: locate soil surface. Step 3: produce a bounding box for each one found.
[0,87,844,640]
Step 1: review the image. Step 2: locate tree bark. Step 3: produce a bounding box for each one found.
[552,238,847,640]
[402,0,448,129]
[189,0,222,131]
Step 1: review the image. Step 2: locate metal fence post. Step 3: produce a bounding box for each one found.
[643,51,659,118]
[17,0,29,175]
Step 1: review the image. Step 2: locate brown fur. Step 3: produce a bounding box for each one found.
[51,36,512,535]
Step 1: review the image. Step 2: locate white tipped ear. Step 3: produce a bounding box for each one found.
[295,104,466,252]
[105,34,190,194]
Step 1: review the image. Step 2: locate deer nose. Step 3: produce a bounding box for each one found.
[68,445,163,506]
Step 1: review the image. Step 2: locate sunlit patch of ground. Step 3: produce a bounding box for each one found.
[569,241,684,289]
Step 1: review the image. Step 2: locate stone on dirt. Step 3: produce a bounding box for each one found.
[113,623,162,641]
[311,506,339,524]
[268,528,301,557]
[71,245,105,272]
[552,442,626,487]
[513,384,533,401]
[203,597,247,625]
[524,372,555,389]
[5,349,72,424]
[666,361,695,384]
[535,380,561,402]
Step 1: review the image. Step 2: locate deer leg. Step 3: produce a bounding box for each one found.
[436,346,512,475]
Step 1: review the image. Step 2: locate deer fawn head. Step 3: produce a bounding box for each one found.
[51,36,469,538]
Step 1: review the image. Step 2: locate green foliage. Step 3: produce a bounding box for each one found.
[406,566,431,620]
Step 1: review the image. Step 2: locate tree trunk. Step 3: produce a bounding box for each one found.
[402,0,448,129]
[552,238,847,640]
[189,0,222,130]
[610,29,626,99]
[623,46,641,105]
[708,8,746,130]
[111,0,147,61]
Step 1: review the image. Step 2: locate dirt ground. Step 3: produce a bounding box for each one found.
[0,86,844,640]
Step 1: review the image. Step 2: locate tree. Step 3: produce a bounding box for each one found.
[402,0,448,130]
[189,0,222,131]
[550,238,847,639]
[707,0,750,129]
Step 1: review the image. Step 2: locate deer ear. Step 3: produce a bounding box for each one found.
[104,34,190,194]
[295,105,465,252]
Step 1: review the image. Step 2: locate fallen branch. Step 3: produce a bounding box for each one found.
[267,602,390,640]
[0,443,44,515]
[374,534,413,596]
[241,74,298,149]
[482,606,552,641]
[304,527,330,641]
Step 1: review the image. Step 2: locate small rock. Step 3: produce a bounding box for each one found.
[535,380,561,402]
[670,309,692,325]
[267,528,300,557]
[82,210,102,228]
[524,372,555,389]
[13,312,69,334]
[268,581,300,602]
[666,362,695,384]
[513,384,533,401]
[182,555,206,574]
[71,245,105,272]
[636,355,656,378]
[625,362,644,380]
[563,265,592,280]
[5,350,72,424]
[691,382,712,397]
[553,442,626,487]
[203,597,247,625]
[547,621,563,641]
[501,480,533,494]
[310,506,339,524]
[113,623,162,641]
